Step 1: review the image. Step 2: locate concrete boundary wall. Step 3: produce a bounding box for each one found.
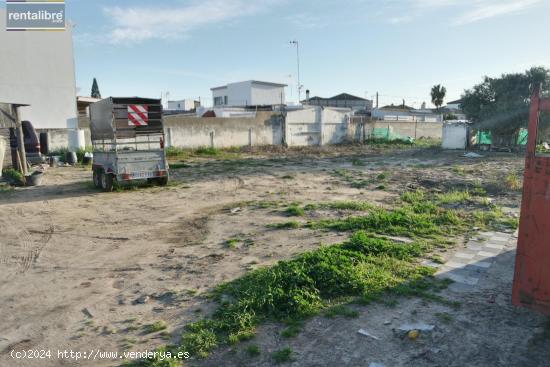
[163,111,284,149]
[1,113,442,163]
[365,120,442,140]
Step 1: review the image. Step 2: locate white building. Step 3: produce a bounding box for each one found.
[0,9,82,149]
[167,99,199,111]
[446,99,463,110]
[211,80,287,107]
[371,105,443,123]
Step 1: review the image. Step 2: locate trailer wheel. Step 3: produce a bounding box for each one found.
[100,171,114,192]
[156,176,168,186]
[93,169,101,188]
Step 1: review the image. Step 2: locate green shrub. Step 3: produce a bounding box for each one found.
[2,168,24,185]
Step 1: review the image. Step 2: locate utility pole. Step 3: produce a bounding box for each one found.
[289,40,302,103]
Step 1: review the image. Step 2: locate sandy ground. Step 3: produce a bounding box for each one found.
[0,147,548,367]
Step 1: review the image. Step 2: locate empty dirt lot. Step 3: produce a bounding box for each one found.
[1,146,549,367]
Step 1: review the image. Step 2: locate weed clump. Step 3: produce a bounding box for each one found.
[268,221,301,229]
[285,205,305,217]
[272,347,293,364]
[143,320,167,334]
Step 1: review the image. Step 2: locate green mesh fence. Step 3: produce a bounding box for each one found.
[371,127,413,143]
[477,130,528,145]
[517,128,528,145]
[477,131,492,145]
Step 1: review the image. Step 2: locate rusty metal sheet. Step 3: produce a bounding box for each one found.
[512,85,550,314]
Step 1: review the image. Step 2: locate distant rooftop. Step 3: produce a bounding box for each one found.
[302,93,370,103]
[211,80,287,91]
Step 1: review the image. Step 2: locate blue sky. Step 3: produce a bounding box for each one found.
[62,0,550,107]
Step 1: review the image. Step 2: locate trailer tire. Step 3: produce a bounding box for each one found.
[93,169,102,188]
[156,176,168,186]
[100,171,114,192]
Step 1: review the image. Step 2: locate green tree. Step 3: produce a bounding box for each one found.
[461,67,550,134]
[431,84,447,111]
[91,78,101,99]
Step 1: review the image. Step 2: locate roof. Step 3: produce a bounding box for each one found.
[77,96,101,107]
[380,104,414,111]
[447,98,464,105]
[211,80,287,91]
[303,93,370,103]
[329,93,367,101]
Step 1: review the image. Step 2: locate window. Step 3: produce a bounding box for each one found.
[214,96,223,106]
[224,96,228,105]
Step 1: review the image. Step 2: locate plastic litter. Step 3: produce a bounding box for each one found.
[358,329,380,340]
[464,152,483,158]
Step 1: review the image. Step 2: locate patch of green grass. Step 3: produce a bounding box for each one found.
[472,208,519,230]
[272,347,293,364]
[376,172,389,181]
[430,254,445,264]
[195,146,221,156]
[435,312,453,323]
[436,190,472,204]
[505,173,522,191]
[324,305,359,319]
[143,321,167,334]
[401,190,425,204]
[268,221,301,229]
[281,174,295,180]
[165,146,186,157]
[375,184,386,190]
[281,320,303,338]
[225,239,240,249]
[308,206,460,237]
[178,229,449,358]
[285,205,305,217]
[245,344,261,357]
[182,326,217,358]
[305,201,374,212]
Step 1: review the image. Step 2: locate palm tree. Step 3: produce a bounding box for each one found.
[431,84,447,111]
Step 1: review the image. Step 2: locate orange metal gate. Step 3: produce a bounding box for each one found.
[512,84,550,314]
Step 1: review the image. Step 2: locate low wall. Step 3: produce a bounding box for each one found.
[36,128,92,151]
[163,111,284,149]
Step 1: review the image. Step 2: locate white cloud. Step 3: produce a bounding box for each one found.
[103,0,282,44]
[453,0,542,25]
[286,13,326,29]
[380,0,542,26]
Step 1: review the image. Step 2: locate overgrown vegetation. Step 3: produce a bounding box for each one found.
[165,146,242,160]
[1,168,24,185]
[133,188,518,365]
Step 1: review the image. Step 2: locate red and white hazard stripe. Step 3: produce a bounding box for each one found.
[128,105,149,126]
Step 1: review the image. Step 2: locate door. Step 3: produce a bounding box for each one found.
[512,84,550,314]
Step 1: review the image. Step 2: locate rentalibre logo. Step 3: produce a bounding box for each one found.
[6,0,65,31]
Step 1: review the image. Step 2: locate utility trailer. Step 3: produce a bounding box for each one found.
[90,97,168,191]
